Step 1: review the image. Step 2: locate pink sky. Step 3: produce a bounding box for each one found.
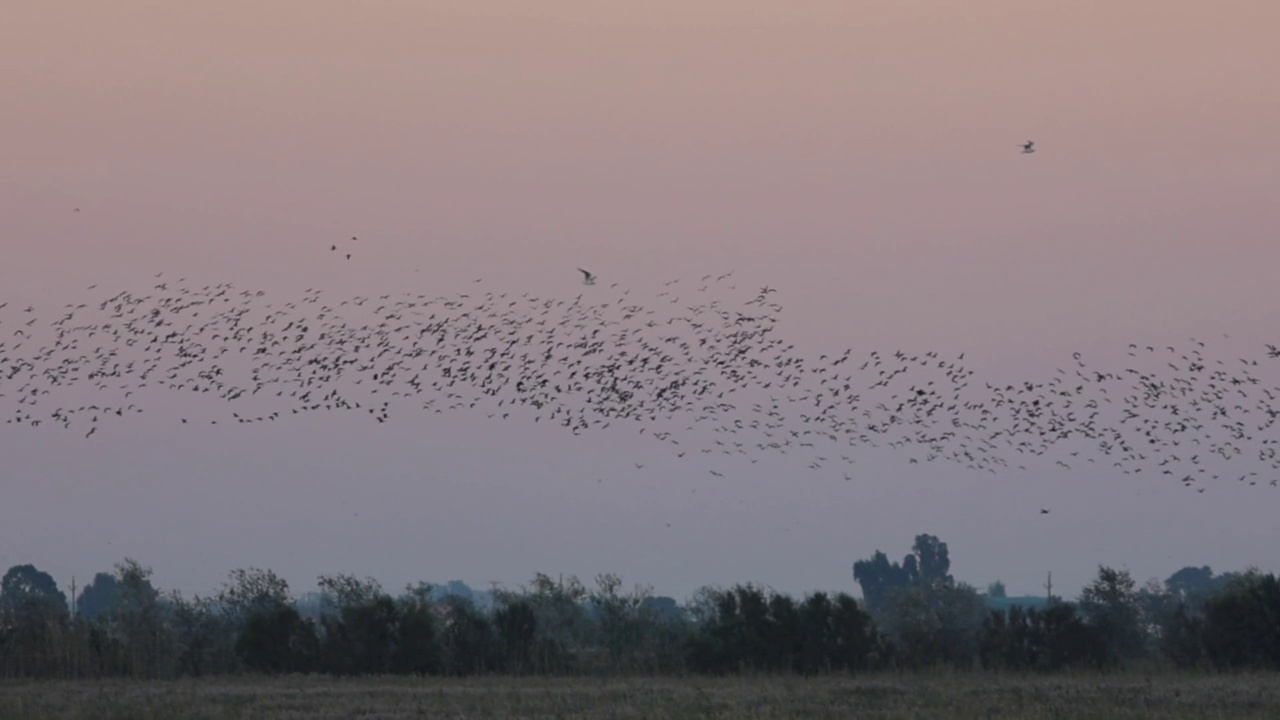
[2,2,1278,601]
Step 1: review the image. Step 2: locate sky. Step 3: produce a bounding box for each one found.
[2,1,1278,603]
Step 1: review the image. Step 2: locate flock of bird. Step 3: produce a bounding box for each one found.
[2,264,1278,492]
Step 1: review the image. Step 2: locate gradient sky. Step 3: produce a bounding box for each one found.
[2,1,1278,603]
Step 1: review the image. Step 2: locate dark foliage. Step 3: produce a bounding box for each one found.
[684,585,880,674]
[2,551,1278,679]
[1200,572,1280,670]
[980,603,1109,671]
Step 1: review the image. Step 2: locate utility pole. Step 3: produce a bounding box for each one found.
[69,575,78,676]
[1045,571,1053,604]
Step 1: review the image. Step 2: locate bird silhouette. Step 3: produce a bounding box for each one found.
[0,272,1277,492]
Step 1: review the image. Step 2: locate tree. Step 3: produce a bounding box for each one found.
[438,596,498,676]
[316,574,398,675]
[1166,566,1216,599]
[641,596,684,623]
[517,573,592,672]
[986,581,1007,599]
[588,573,660,671]
[392,584,439,675]
[493,598,537,673]
[852,534,978,667]
[685,584,774,673]
[0,564,70,677]
[852,534,952,612]
[1137,576,1184,645]
[219,568,292,619]
[1163,566,1237,611]
[222,569,312,674]
[852,551,912,611]
[235,603,315,673]
[829,592,880,671]
[76,572,119,620]
[980,603,1109,672]
[911,534,953,586]
[879,581,986,669]
[1078,565,1145,662]
[96,559,167,678]
[166,592,235,677]
[317,574,383,613]
[686,585,878,675]
[1,564,67,616]
[1159,601,1207,669]
[1200,571,1280,670]
[791,591,880,675]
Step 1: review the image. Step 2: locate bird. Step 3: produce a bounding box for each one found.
[578,268,597,286]
[1040,508,1050,514]
[1021,141,1036,154]
[2,267,1278,497]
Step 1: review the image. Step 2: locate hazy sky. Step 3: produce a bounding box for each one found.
[2,1,1278,603]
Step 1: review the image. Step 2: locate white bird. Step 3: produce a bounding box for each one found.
[1021,141,1036,154]
[578,268,597,286]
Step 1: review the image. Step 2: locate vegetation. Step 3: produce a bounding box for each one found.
[1,535,1278,683]
[4,674,1280,719]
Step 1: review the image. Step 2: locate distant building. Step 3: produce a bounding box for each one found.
[985,595,1053,611]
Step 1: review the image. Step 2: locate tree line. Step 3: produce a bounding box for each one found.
[1,536,1277,679]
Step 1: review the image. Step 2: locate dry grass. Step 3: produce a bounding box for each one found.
[1,673,1279,719]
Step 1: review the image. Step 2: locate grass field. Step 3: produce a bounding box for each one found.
[2,673,1279,719]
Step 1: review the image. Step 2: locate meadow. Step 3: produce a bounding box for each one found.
[2,673,1279,720]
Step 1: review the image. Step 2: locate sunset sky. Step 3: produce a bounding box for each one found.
[2,1,1278,602]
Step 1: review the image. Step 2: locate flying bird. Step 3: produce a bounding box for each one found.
[1021,141,1036,154]
[4,266,1278,496]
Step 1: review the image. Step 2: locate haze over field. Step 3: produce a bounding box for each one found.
[2,1,1278,602]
